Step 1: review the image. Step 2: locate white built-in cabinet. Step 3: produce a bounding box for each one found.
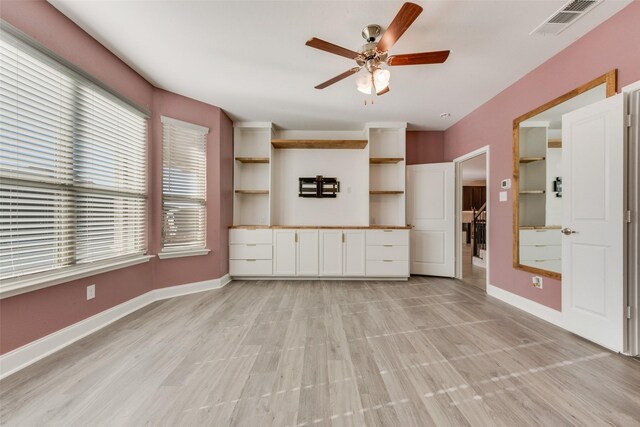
[229,228,408,279]
[296,230,319,276]
[273,230,296,276]
[343,230,366,276]
[319,230,343,276]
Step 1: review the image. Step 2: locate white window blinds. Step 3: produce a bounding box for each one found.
[0,29,147,282]
[161,116,207,251]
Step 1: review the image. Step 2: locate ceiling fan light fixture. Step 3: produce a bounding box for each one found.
[373,68,390,91]
[356,72,373,94]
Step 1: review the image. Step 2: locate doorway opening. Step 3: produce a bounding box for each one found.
[454,147,489,290]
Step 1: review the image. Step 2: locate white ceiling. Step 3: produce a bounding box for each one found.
[49,0,631,131]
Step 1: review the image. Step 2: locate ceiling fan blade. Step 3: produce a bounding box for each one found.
[376,86,390,96]
[314,67,360,89]
[306,37,361,60]
[376,2,423,53]
[387,50,450,66]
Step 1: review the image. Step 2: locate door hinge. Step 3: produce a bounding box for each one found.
[627,306,633,319]
[626,114,633,128]
[295,232,298,243]
[626,210,632,224]
[342,233,345,243]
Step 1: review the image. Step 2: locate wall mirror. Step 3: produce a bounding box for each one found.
[513,70,617,279]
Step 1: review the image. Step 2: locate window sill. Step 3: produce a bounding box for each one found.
[0,255,155,300]
[157,248,210,259]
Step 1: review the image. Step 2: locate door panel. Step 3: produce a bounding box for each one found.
[562,93,625,352]
[273,230,296,276]
[319,230,343,276]
[343,230,365,276]
[296,229,318,276]
[407,163,455,277]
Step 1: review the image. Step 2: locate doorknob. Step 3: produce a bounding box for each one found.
[561,228,576,235]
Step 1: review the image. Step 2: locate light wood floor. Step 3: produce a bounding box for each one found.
[1,277,639,426]
[461,242,486,291]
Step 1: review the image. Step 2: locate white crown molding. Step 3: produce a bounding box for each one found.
[487,284,564,328]
[0,274,231,380]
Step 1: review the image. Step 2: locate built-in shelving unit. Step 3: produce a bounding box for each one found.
[271,139,368,149]
[370,157,404,164]
[235,157,270,164]
[368,123,406,226]
[233,123,273,226]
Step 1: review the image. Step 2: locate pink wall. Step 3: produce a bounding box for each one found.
[443,1,640,310]
[0,1,234,354]
[406,131,445,165]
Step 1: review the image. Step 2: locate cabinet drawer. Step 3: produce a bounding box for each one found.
[229,229,272,244]
[229,244,272,260]
[366,245,409,261]
[229,259,272,276]
[519,229,561,246]
[366,260,409,277]
[366,230,409,246]
[520,245,560,261]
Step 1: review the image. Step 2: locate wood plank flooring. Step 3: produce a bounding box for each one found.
[1,276,639,426]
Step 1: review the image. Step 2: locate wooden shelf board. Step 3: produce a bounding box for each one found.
[548,139,562,149]
[370,157,404,164]
[369,190,404,195]
[235,157,269,164]
[519,190,545,194]
[519,157,545,164]
[235,190,269,195]
[272,139,368,149]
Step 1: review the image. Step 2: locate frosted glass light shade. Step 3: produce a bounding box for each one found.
[373,69,390,91]
[356,73,372,94]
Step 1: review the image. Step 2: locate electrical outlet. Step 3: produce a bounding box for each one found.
[87,284,95,300]
[532,276,543,289]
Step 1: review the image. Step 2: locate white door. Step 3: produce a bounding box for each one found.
[407,163,455,277]
[319,230,343,276]
[296,229,319,276]
[562,93,626,352]
[273,230,296,276]
[343,230,366,276]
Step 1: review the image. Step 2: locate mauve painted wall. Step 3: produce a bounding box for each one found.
[406,131,444,164]
[0,1,233,354]
[443,2,640,310]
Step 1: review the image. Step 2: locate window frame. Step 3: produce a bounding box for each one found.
[0,23,151,298]
[159,116,209,258]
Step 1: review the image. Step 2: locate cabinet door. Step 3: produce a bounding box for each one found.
[319,230,343,276]
[296,229,319,276]
[273,230,296,276]
[343,230,365,276]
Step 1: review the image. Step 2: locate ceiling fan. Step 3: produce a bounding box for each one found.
[306,2,450,96]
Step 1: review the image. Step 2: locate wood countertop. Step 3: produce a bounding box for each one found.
[230,225,411,230]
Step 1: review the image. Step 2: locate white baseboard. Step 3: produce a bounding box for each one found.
[0,274,231,380]
[472,256,486,268]
[486,284,563,328]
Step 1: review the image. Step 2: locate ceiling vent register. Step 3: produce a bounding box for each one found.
[530,0,601,35]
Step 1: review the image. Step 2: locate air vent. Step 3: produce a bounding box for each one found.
[530,0,601,35]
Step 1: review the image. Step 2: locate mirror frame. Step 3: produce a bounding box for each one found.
[512,69,618,279]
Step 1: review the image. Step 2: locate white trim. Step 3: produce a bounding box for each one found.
[233,122,272,129]
[487,284,564,328]
[230,276,408,281]
[160,115,209,134]
[365,122,407,129]
[622,80,640,93]
[0,255,155,300]
[157,248,210,259]
[0,274,231,380]
[453,145,490,290]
